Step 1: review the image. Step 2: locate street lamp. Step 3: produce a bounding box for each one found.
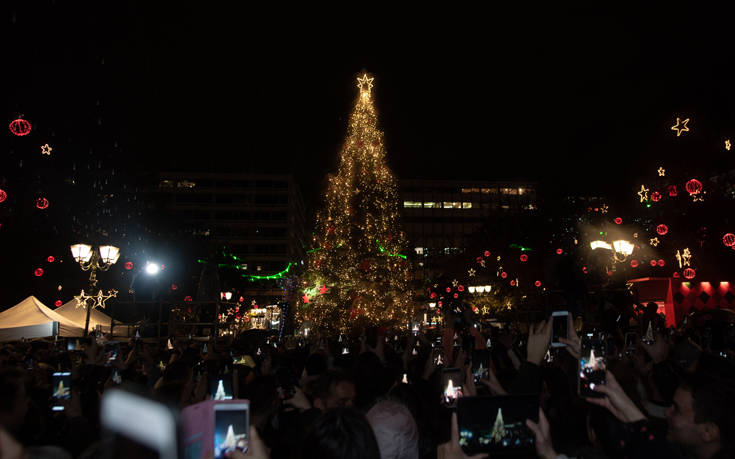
[590,239,635,263]
[70,243,120,336]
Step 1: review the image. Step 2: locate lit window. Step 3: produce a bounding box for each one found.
[461,188,473,194]
[443,202,461,209]
[518,188,525,195]
[501,188,517,195]
[462,202,473,209]
[177,180,196,189]
[472,188,480,193]
[256,266,262,272]
[159,180,174,188]
[424,202,441,208]
[403,201,423,208]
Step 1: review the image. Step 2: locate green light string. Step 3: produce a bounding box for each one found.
[242,262,294,281]
[376,239,407,259]
[509,244,533,252]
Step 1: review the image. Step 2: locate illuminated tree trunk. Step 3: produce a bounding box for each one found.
[297,73,412,334]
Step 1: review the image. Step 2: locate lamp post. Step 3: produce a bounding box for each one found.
[70,243,120,336]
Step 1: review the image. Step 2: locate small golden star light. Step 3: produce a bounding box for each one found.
[451,279,459,287]
[671,117,690,136]
[692,193,705,202]
[356,73,374,97]
[650,237,660,247]
[468,268,476,277]
[657,167,665,177]
[75,289,118,310]
[41,144,52,155]
[726,140,731,151]
[638,185,650,202]
[600,204,609,214]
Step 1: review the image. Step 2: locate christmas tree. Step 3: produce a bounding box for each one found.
[297,73,412,333]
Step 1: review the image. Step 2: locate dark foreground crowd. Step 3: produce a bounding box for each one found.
[1,301,734,459]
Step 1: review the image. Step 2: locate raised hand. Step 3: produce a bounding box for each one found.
[526,318,552,365]
[437,413,487,459]
[526,407,557,459]
[585,371,646,423]
[559,315,581,360]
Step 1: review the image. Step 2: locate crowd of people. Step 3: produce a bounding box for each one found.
[0,299,734,459]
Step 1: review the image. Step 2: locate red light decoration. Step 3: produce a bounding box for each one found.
[184,295,192,302]
[437,301,443,308]
[650,260,657,267]
[510,280,516,287]
[673,272,680,278]
[458,285,465,292]
[124,261,133,270]
[667,185,678,197]
[35,197,49,209]
[453,293,459,299]
[534,280,542,287]
[47,256,55,263]
[9,118,31,136]
[651,192,661,202]
[656,224,669,236]
[239,296,244,303]
[723,233,735,247]
[54,300,62,307]
[430,292,437,299]
[500,272,508,279]
[685,179,703,195]
[483,250,491,257]
[171,284,178,291]
[607,271,613,276]
[657,259,665,267]
[160,264,166,270]
[34,268,44,277]
[520,254,528,262]
[630,259,639,268]
[683,268,696,280]
[582,266,588,274]
[614,217,623,225]
[445,287,451,293]
[0,189,6,203]
[556,248,563,255]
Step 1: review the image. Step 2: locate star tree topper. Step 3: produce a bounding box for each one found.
[357,73,374,97]
[671,117,690,137]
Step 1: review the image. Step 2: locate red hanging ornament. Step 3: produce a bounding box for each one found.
[556,248,563,255]
[124,261,133,270]
[667,185,678,197]
[582,266,588,274]
[35,197,49,209]
[651,192,662,202]
[47,256,55,263]
[650,260,657,267]
[614,217,623,225]
[445,287,451,293]
[54,300,62,307]
[683,268,696,280]
[453,293,459,299]
[656,224,669,236]
[9,118,31,136]
[630,259,639,268]
[483,250,491,257]
[0,189,6,203]
[171,284,178,291]
[430,292,437,299]
[458,285,465,292]
[534,280,542,287]
[657,259,665,267]
[685,179,703,195]
[500,272,508,279]
[722,233,735,247]
[437,301,443,308]
[519,254,528,262]
[184,296,192,302]
[34,268,44,277]
[510,280,516,287]
[673,272,680,278]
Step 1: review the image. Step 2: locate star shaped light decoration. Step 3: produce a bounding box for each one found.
[302,294,310,304]
[319,284,330,295]
[600,204,609,214]
[638,185,650,203]
[41,144,52,155]
[692,193,705,202]
[75,289,118,310]
[468,268,476,277]
[657,167,666,177]
[726,140,731,151]
[451,279,459,287]
[671,117,690,137]
[650,237,660,247]
[357,73,374,97]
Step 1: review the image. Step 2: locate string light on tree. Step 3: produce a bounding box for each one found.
[670,117,690,136]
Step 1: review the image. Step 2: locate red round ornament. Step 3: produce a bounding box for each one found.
[124,261,133,270]
[35,197,49,209]
[556,248,563,255]
[171,284,178,291]
[54,300,62,307]
[667,185,678,197]
[582,266,588,274]
[673,272,680,278]
[651,192,661,202]
[430,292,437,299]
[534,280,542,287]
[685,179,703,195]
[453,293,459,299]
[483,250,491,257]
[446,287,451,293]
[239,296,245,303]
[520,254,528,262]
[614,217,623,225]
[47,256,55,263]
[510,280,516,287]
[458,285,465,292]
[650,260,657,267]
[683,268,696,280]
[723,233,735,247]
[34,268,43,277]
[657,259,665,267]
[0,189,6,203]
[656,224,669,236]
[437,301,443,307]
[500,272,508,279]
[184,295,192,302]
[630,259,639,268]
[9,118,31,136]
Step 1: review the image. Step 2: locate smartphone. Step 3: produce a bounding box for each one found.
[471,350,490,384]
[457,395,538,455]
[67,339,82,352]
[579,336,607,398]
[105,341,120,363]
[551,311,569,348]
[100,388,180,459]
[209,374,234,400]
[52,372,71,411]
[213,402,249,459]
[441,368,464,407]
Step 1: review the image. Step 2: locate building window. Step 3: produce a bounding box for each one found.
[403,201,423,208]
[159,180,174,188]
[461,188,473,194]
[462,202,473,209]
[481,188,497,194]
[443,202,461,209]
[501,188,517,195]
[423,202,441,208]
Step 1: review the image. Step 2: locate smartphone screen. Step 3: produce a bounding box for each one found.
[214,403,249,459]
[105,342,120,362]
[471,350,490,384]
[52,372,71,411]
[457,395,538,455]
[67,339,81,352]
[441,368,464,407]
[579,337,606,398]
[551,312,569,347]
[209,375,234,400]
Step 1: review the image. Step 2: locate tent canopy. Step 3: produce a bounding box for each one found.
[0,296,84,341]
[56,299,133,337]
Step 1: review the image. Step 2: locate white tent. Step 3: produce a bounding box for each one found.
[0,296,84,341]
[55,299,129,335]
